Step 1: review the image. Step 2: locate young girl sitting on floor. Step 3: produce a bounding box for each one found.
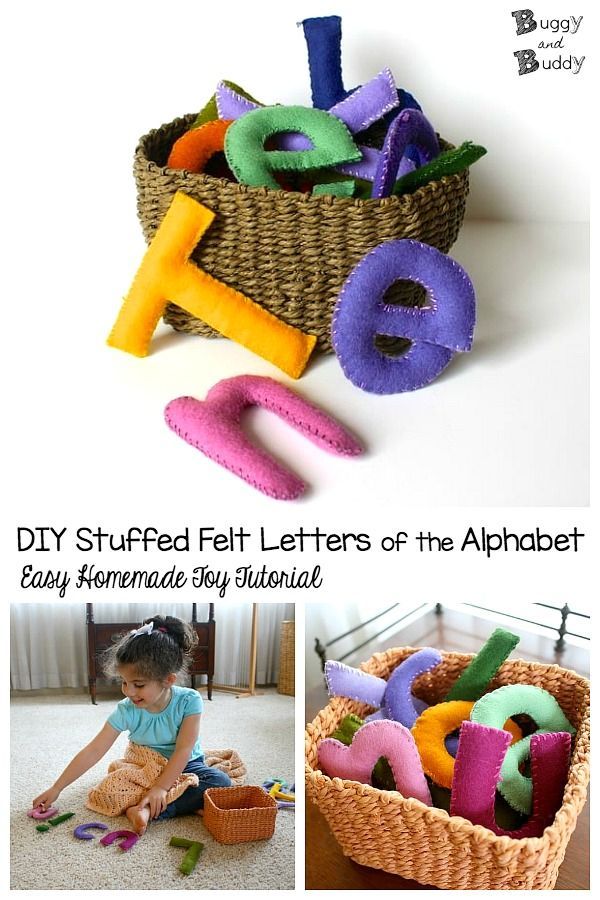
[32,615,231,834]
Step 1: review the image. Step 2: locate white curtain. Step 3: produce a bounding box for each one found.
[10,602,294,691]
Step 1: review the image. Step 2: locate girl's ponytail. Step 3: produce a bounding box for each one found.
[102,614,198,681]
[145,615,198,654]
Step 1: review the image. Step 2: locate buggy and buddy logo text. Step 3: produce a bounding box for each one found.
[511,9,585,74]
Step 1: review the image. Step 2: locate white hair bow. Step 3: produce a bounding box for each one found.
[129,622,154,638]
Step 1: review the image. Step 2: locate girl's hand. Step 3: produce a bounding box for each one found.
[32,787,60,810]
[140,786,168,819]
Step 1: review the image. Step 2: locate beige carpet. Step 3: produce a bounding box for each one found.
[11,689,294,890]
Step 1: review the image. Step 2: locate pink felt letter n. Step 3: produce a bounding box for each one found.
[165,375,362,499]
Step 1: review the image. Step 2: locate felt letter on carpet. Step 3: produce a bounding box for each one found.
[107,192,316,378]
[170,837,204,875]
[100,830,139,852]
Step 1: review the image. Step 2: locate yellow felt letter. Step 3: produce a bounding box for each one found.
[108,192,316,378]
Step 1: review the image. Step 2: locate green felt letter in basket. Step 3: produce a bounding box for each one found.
[445,628,520,702]
[224,105,362,190]
[470,683,575,814]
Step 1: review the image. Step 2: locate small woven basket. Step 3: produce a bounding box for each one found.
[305,646,590,891]
[134,115,470,352]
[278,620,295,696]
[203,785,277,844]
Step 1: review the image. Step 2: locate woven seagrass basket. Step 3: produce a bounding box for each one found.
[305,646,590,890]
[278,620,295,696]
[203,785,277,844]
[134,114,470,352]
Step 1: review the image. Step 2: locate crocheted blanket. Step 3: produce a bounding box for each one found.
[86,742,199,816]
[86,743,247,816]
[204,747,247,784]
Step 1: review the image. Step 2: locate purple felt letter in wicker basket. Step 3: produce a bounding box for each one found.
[326,649,440,728]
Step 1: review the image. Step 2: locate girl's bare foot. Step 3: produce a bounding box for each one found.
[126,804,150,835]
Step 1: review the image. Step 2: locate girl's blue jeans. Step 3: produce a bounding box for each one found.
[156,757,232,819]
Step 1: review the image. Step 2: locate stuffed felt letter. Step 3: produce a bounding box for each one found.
[330,714,365,745]
[328,713,406,792]
[371,109,440,199]
[378,648,442,727]
[100,830,139,852]
[164,375,363,500]
[192,80,261,129]
[301,15,347,109]
[325,650,440,727]
[324,660,387,708]
[318,720,432,805]
[394,142,487,196]
[412,700,522,790]
[217,72,399,182]
[331,239,476,394]
[451,721,571,838]
[470,684,575,814]
[224,105,362,190]
[445,628,520,702]
[167,119,232,173]
[170,837,204,876]
[218,69,398,138]
[107,192,316,378]
[28,806,58,820]
[330,68,399,134]
[300,15,421,118]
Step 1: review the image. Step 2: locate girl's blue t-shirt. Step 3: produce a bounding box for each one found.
[107,685,204,760]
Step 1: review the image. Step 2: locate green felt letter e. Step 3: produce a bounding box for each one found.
[224,105,362,190]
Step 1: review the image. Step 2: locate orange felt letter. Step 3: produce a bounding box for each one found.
[411,700,522,790]
[107,192,316,378]
[167,120,232,172]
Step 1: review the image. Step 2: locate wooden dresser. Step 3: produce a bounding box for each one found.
[86,603,215,703]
